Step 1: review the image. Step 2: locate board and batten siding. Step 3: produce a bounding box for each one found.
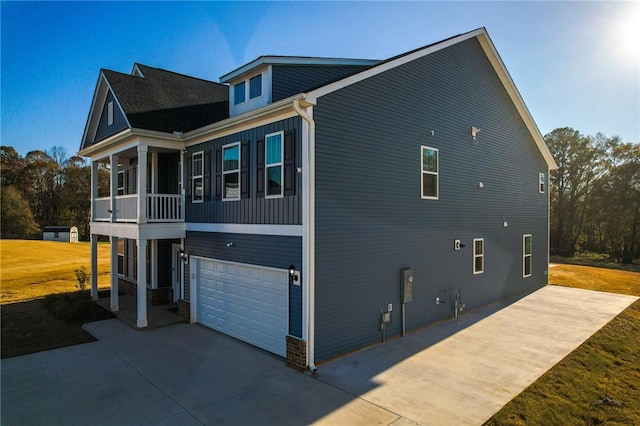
[271,65,371,102]
[185,117,302,225]
[184,231,303,338]
[312,37,550,361]
[94,91,128,143]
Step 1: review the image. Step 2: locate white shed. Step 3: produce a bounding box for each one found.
[43,226,79,243]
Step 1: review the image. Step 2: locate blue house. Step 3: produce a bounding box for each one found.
[80,28,557,371]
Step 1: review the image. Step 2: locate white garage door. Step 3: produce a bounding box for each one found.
[196,258,288,357]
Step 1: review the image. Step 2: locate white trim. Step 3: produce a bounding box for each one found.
[186,223,302,237]
[265,131,284,198]
[473,238,484,274]
[89,221,186,240]
[523,234,532,277]
[191,151,204,203]
[222,142,241,201]
[421,145,439,200]
[220,56,379,83]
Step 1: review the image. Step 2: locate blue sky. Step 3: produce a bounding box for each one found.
[2,1,638,157]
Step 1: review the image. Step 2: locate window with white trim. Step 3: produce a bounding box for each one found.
[473,238,484,274]
[192,151,204,203]
[107,101,114,126]
[421,146,438,199]
[265,131,284,197]
[234,81,246,105]
[117,170,125,195]
[222,143,240,200]
[523,234,532,277]
[539,173,545,193]
[117,238,125,275]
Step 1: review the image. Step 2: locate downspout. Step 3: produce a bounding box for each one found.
[293,98,318,373]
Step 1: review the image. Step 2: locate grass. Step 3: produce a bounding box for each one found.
[0,239,111,303]
[1,239,115,359]
[485,264,640,425]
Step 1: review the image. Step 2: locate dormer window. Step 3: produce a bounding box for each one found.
[234,82,246,105]
[249,74,262,99]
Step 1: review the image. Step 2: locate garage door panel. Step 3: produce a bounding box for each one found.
[196,258,288,357]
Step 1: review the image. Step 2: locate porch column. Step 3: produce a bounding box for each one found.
[137,145,148,224]
[90,161,99,221]
[151,240,158,289]
[109,154,119,222]
[110,236,119,312]
[90,233,98,300]
[137,239,148,328]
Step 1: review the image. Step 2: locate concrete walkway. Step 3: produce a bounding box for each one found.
[1,285,636,425]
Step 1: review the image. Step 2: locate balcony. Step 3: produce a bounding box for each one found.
[93,194,184,223]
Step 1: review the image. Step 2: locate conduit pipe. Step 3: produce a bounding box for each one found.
[293,98,318,373]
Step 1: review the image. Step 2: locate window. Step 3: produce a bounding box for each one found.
[523,234,532,277]
[249,74,262,99]
[539,173,545,193]
[117,238,125,275]
[473,238,484,274]
[117,171,125,195]
[234,82,246,104]
[192,152,204,203]
[265,131,284,197]
[222,143,240,200]
[54,231,60,238]
[107,101,114,126]
[421,146,438,199]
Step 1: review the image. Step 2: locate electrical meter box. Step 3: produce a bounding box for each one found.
[401,268,413,303]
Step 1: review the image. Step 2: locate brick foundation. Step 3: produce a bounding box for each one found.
[286,336,308,371]
[177,299,191,322]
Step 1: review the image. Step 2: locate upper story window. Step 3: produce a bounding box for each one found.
[234,82,246,105]
[473,238,484,274]
[107,101,114,126]
[523,234,532,277]
[192,151,204,203]
[117,170,125,195]
[421,146,438,199]
[250,74,262,99]
[265,131,284,198]
[222,143,240,200]
[539,173,545,193]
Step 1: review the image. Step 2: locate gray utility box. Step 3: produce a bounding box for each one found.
[401,268,413,303]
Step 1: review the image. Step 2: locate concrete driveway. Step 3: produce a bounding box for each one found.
[2,285,637,425]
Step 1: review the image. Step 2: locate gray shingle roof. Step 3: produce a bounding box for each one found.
[103,64,229,133]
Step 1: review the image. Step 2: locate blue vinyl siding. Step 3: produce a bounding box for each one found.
[184,231,303,337]
[94,91,128,142]
[312,37,549,361]
[271,65,371,102]
[185,117,302,224]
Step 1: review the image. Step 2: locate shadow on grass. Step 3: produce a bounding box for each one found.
[1,292,115,359]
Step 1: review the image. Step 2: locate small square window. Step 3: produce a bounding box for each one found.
[421,146,439,199]
[234,82,246,104]
[249,74,262,99]
[539,173,545,193]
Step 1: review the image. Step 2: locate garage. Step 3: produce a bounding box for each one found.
[195,258,288,357]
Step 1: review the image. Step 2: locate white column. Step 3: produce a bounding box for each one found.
[109,154,119,222]
[90,234,98,300]
[110,236,119,312]
[137,239,148,328]
[137,145,148,224]
[91,161,99,221]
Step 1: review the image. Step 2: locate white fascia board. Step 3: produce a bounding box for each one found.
[220,56,380,83]
[78,129,182,161]
[90,222,186,240]
[186,223,302,237]
[183,94,311,147]
[476,33,558,170]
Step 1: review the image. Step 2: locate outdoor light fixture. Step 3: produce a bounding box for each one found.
[289,264,300,285]
[179,249,189,264]
[471,126,481,142]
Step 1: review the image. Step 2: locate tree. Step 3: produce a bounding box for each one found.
[24,150,60,228]
[1,145,28,193]
[1,185,41,239]
[60,155,92,240]
[545,128,606,256]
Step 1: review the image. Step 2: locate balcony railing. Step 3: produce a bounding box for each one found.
[93,194,184,223]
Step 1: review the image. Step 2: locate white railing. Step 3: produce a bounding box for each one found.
[93,194,183,222]
[147,194,183,222]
